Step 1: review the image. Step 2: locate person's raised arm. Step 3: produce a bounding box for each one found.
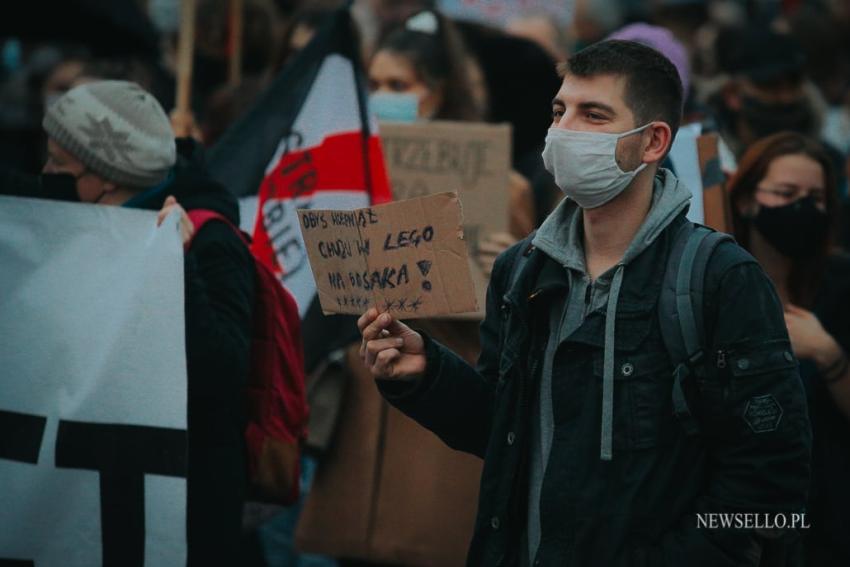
[360,242,523,458]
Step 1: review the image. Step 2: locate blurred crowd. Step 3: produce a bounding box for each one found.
[4,0,850,566]
[5,0,850,226]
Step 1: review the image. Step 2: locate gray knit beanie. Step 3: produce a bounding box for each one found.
[43,80,177,188]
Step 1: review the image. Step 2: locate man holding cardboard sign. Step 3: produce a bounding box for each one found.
[359,40,811,566]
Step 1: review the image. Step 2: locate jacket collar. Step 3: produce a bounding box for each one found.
[502,213,689,350]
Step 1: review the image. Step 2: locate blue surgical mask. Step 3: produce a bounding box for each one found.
[369,92,419,123]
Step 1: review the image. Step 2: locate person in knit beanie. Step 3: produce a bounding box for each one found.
[41,80,194,242]
[42,80,177,205]
[15,79,253,565]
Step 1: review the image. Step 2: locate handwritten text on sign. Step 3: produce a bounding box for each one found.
[298,193,478,318]
[379,120,511,318]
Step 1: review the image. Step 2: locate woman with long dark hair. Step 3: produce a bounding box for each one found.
[728,131,850,566]
[367,10,486,122]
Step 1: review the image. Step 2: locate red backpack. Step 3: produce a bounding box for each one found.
[187,209,309,505]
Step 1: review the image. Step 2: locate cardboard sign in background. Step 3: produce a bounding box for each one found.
[379,120,511,318]
[697,133,733,234]
[298,193,478,319]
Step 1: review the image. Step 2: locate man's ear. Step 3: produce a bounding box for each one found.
[641,122,673,164]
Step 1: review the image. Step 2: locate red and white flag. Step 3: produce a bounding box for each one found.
[208,6,391,316]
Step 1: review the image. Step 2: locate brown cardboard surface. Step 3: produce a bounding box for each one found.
[379,120,512,318]
[294,347,382,558]
[697,133,733,233]
[298,192,478,319]
[295,324,483,566]
[368,405,482,566]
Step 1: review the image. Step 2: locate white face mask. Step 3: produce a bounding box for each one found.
[541,124,650,209]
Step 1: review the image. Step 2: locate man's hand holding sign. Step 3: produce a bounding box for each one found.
[358,309,426,381]
[298,192,477,380]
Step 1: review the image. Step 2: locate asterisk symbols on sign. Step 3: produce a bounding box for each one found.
[79,114,135,164]
[377,297,424,314]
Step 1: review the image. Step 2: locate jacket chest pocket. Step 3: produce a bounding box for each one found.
[593,350,674,450]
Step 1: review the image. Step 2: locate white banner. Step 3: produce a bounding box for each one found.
[0,196,188,567]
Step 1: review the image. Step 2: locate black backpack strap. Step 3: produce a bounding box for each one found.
[660,221,734,436]
[659,221,693,367]
[688,230,734,345]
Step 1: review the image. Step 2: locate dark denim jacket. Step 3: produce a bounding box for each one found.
[379,213,812,567]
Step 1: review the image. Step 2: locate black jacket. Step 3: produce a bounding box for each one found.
[802,254,850,567]
[379,212,812,567]
[128,139,255,567]
[2,140,255,566]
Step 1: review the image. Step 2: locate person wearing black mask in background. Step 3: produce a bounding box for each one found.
[728,131,850,567]
[708,26,821,158]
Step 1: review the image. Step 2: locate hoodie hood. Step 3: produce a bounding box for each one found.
[533,168,691,272]
[531,168,691,461]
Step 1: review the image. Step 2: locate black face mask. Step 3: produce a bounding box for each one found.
[40,173,80,202]
[754,195,829,259]
[740,96,816,139]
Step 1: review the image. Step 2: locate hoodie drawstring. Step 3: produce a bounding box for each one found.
[600,264,625,461]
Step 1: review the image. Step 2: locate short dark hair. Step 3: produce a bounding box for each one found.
[557,40,683,140]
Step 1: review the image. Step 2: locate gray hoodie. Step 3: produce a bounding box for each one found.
[524,168,692,563]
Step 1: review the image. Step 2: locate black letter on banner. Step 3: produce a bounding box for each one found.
[55,421,188,567]
[0,409,46,463]
[0,411,44,564]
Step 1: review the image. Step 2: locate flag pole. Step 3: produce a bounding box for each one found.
[228,0,244,86]
[176,0,196,114]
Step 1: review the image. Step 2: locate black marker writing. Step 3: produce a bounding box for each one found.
[348,264,410,290]
[383,226,434,250]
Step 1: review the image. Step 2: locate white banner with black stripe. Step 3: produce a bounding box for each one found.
[0,196,188,567]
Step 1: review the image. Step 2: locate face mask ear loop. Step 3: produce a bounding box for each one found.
[616,122,653,140]
[92,188,109,204]
[614,123,652,176]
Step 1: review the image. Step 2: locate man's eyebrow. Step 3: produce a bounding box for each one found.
[577,101,616,115]
[549,99,617,116]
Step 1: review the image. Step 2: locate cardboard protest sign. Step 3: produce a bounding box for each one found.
[379,120,511,318]
[697,133,733,233]
[298,192,478,318]
[0,196,187,566]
